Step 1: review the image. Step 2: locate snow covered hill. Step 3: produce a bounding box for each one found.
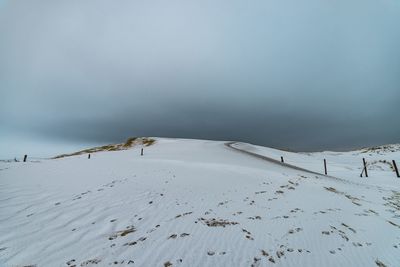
[1,138,399,267]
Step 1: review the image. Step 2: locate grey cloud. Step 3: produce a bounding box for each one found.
[1,0,400,157]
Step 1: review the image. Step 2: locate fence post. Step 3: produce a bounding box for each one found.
[141,148,144,156]
[363,158,368,177]
[280,156,284,163]
[393,160,400,178]
[23,155,27,162]
[324,159,327,175]
[88,154,91,159]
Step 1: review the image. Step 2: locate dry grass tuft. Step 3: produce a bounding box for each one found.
[54,137,156,159]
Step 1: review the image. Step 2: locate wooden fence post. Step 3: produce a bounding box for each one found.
[363,158,368,177]
[393,160,400,178]
[141,148,144,156]
[324,159,327,175]
[281,156,284,163]
[23,155,27,162]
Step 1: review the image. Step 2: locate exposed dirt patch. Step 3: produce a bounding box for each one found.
[80,258,101,266]
[198,217,238,227]
[109,225,136,240]
[324,187,362,206]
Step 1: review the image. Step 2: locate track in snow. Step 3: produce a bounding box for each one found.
[224,141,379,189]
[225,141,326,177]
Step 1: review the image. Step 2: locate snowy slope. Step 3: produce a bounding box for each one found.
[231,142,400,189]
[1,138,399,267]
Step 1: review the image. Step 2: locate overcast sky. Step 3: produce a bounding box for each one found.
[1,0,400,158]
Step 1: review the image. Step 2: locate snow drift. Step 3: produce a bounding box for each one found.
[1,138,399,267]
